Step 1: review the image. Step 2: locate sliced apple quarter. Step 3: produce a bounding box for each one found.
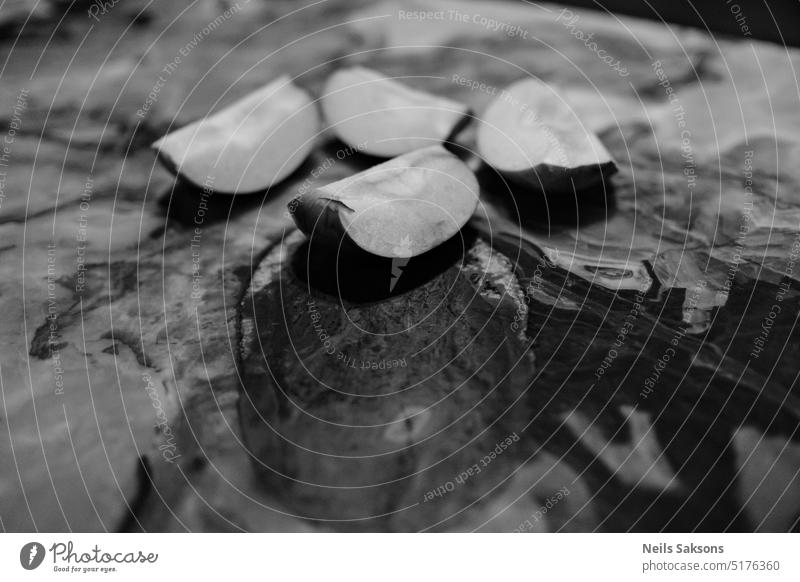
[290,146,479,258]
[152,75,319,194]
[477,78,616,192]
[322,67,469,157]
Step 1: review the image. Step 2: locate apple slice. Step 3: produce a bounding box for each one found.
[152,75,319,194]
[290,145,478,258]
[322,66,469,157]
[477,78,616,192]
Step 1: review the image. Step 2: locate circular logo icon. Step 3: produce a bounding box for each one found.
[20,542,46,570]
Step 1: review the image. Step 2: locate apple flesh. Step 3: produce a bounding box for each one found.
[289,145,479,258]
[477,78,616,192]
[322,66,469,157]
[152,75,319,194]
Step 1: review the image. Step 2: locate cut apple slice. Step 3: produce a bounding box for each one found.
[290,145,478,258]
[152,75,319,194]
[322,66,469,157]
[477,78,616,192]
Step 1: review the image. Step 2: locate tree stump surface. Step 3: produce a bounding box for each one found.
[1,0,799,531]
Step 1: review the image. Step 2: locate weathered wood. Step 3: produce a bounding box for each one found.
[1,0,799,532]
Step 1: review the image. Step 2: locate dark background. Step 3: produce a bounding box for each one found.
[561,0,800,46]
[3,1,800,46]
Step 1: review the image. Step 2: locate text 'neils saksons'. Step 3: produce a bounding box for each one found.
[643,543,724,554]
